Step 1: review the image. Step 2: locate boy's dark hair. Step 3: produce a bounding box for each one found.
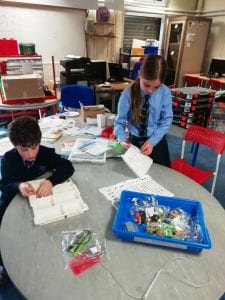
[8,116,42,147]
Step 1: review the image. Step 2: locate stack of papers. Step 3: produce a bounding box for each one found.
[61,141,75,157]
[39,116,81,139]
[41,129,62,143]
[83,126,102,136]
[68,138,108,163]
[62,111,80,118]
[28,179,88,225]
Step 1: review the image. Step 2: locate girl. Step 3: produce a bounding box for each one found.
[114,55,173,167]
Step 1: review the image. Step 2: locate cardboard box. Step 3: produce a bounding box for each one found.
[1,74,45,104]
[81,104,105,122]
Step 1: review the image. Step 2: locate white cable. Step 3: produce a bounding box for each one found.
[100,262,143,300]
[143,256,210,299]
[101,256,210,300]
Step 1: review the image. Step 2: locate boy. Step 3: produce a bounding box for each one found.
[0,116,74,284]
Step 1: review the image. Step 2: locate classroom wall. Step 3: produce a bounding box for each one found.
[201,0,225,71]
[202,0,225,12]
[0,0,97,10]
[1,1,225,82]
[168,0,198,11]
[0,4,86,63]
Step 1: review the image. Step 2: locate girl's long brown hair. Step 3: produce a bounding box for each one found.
[131,55,167,124]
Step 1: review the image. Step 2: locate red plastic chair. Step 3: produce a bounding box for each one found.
[209,78,222,90]
[184,75,202,87]
[171,125,225,195]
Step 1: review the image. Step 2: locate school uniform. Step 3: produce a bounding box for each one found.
[0,145,74,222]
[114,83,173,167]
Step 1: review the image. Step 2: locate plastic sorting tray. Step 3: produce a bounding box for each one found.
[28,179,88,225]
[171,86,215,100]
[112,190,212,253]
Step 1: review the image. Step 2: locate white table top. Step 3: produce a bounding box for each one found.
[0,97,59,111]
[0,157,225,300]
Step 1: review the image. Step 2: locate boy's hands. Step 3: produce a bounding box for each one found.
[36,179,53,198]
[19,182,36,197]
[19,179,53,198]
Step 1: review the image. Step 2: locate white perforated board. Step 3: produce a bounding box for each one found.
[99,174,174,204]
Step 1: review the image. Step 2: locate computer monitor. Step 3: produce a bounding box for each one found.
[108,63,124,82]
[88,61,107,83]
[209,58,225,76]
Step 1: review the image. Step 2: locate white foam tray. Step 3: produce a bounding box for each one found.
[28,179,88,225]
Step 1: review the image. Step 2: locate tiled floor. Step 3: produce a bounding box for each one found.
[168,124,186,138]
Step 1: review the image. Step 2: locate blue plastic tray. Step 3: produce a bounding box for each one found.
[142,46,158,54]
[112,190,212,253]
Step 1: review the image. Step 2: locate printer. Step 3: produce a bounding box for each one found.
[60,57,91,86]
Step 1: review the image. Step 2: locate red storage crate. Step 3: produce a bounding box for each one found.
[0,38,18,56]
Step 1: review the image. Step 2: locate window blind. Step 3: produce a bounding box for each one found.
[124,0,167,7]
[123,15,161,52]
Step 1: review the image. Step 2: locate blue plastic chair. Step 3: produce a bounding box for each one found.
[131,61,143,80]
[60,85,94,110]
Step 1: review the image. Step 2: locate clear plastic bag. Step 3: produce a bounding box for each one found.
[62,229,106,275]
[129,196,203,242]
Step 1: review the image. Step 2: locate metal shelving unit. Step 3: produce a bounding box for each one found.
[0,55,43,76]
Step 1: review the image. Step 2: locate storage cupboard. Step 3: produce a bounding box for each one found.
[164,16,212,87]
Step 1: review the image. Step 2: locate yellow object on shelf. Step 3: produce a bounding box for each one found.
[131,48,144,55]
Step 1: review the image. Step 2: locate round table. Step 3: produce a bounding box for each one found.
[0,159,224,300]
[0,98,59,119]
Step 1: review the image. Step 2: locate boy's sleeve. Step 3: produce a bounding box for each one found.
[46,148,75,186]
[0,155,21,201]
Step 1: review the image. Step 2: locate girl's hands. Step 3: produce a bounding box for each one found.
[120,141,131,149]
[140,140,153,156]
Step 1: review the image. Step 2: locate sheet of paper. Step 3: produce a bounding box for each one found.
[41,129,62,143]
[84,126,102,136]
[122,145,153,177]
[85,139,108,156]
[0,137,13,156]
[39,118,65,129]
